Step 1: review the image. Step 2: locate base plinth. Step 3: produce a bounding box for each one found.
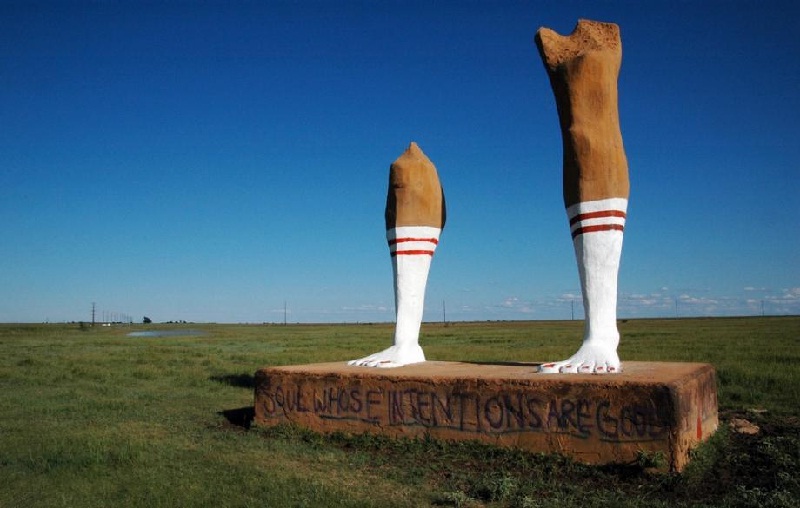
[254,361,717,471]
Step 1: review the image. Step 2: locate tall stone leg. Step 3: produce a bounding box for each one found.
[535,20,630,374]
[349,142,446,368]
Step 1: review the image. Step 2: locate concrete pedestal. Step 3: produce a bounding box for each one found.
[254,361,717,471]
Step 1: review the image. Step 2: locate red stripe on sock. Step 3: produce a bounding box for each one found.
[571,224,624,238]
[390,250,435,257]
[388,237,439,246]
[569,210,626,226]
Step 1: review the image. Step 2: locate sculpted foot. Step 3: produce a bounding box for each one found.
[348,345,425,368]
[538,341,621,374]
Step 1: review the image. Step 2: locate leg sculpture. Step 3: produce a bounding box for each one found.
[535,20,630,374]
[349,142,446,368]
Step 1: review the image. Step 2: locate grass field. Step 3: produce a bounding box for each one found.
[1,317,798,507]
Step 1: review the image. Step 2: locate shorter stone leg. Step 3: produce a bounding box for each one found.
[349,142,445,368]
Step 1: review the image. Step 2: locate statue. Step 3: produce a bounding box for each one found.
[349,142,446,367]
[535,20,630,373]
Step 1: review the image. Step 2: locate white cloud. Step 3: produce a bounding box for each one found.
[340,304,389,312]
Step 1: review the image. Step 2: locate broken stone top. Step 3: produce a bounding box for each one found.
[394,141,425,166]
[536,19,621,70]
[386,141,445,230]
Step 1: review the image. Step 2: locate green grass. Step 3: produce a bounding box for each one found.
[1,317,798,507]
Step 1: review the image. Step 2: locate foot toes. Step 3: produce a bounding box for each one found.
[559,364,579,374]
[539,358,621,374]
[538,362,561,373]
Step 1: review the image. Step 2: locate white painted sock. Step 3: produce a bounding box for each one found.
[388,226,441,349]
[347,226,441,367]
[540,198,627,374]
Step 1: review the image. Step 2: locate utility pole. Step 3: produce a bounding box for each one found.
[91,302,96,326]
[283,301,287,326]
[442,299,446,324]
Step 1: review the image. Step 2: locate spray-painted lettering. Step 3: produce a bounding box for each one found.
[257,383,669,442]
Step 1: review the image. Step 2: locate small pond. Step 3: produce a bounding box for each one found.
[127,330,208,338]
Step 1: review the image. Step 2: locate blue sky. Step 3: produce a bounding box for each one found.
[2,0,798,323]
